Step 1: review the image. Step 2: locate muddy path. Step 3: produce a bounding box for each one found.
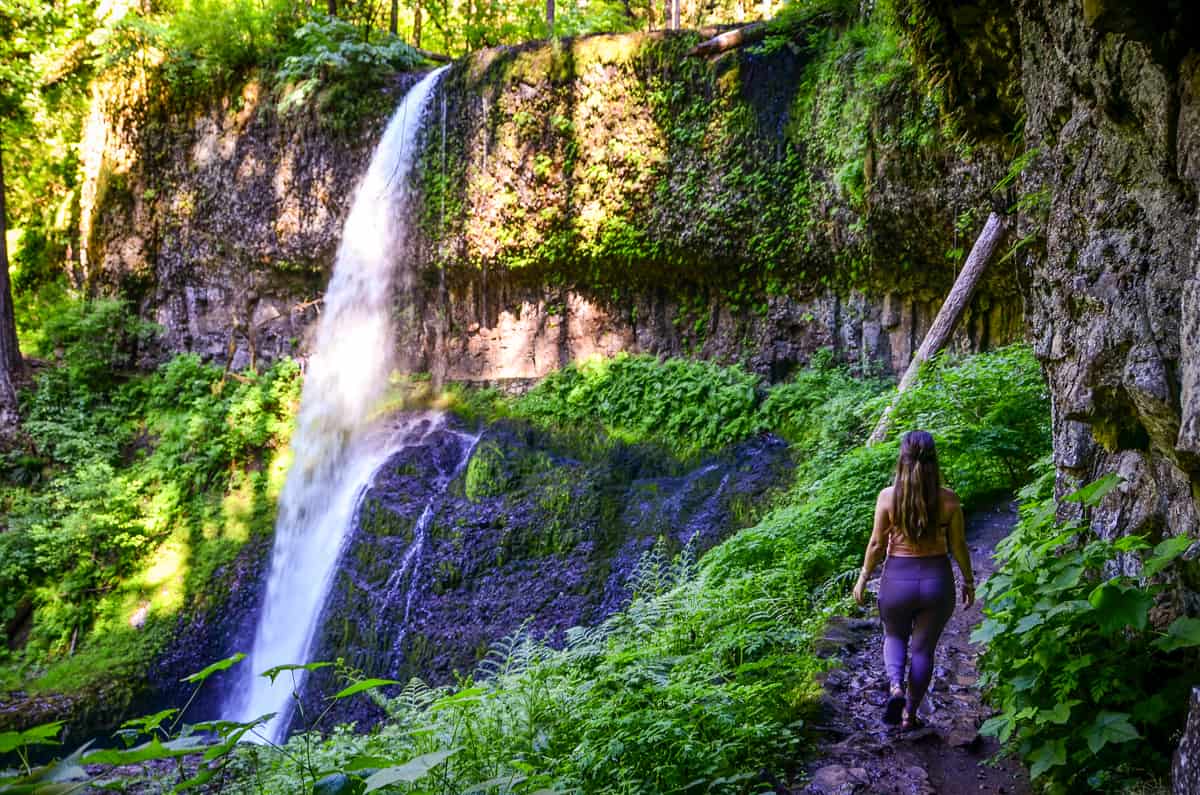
[793,499,1032,795]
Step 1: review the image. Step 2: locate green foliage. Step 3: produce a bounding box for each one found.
[275,16,424,122]
[758,349,890,459]
[886,345,1049,498]
[514,353,763,459]
[0,300,299,695]
[6,346,1051,793]
[157,0,303,93]
[974,471,1198,792]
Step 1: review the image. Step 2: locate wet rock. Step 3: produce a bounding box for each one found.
[299,418,793,730]
[807,764,863,794]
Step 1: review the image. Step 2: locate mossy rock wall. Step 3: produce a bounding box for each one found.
[81,24,1025,381]
[404,28,1023,380]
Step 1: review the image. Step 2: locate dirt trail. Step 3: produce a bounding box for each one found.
[792,499,1032,795]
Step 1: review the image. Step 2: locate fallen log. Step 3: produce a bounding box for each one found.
[867,211,1008,446]
[685,21,767,58]
[417,47,452,63]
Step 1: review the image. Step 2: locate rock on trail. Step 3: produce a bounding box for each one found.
[794,500,1031,795]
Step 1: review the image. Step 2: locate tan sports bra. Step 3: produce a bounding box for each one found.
[887,520,949,557]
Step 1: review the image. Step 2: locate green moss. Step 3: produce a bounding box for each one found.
[463,441,513,502]
[421,19,956,313]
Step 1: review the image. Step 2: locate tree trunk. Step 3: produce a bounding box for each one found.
[0,363,17,438]
[685,21,766,56]
[0,138,21,379]
[390,0,398,34]
[546,0,555,35]
[327,0,336,17]
[867,212,1008,446]
[671,0,680,30]
[414,0,422,47]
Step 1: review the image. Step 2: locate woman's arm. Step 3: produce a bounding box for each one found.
[853,489,891,605]
[945,495,975,607]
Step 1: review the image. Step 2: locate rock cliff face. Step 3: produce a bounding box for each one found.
[1015,1,1199,589]
[897,0,1200,564]
[80,28,1023,381]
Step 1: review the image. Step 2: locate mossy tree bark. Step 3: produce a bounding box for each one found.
[685,22,766,56]
[0,139,21,433]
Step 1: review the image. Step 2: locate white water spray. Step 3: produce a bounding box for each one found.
[229,67,448,743]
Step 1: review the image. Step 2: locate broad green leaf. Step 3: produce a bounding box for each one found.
[430,686,488,711]
[1038,700,1078,725]
[0,722,64,754]
[363,749,459,792]
[1047,599,1091,619]
[1084,711,1139,754]
[173,763,219,793]
[979,714,1013,743]
[1143,535,1193,577]
[1047,563,1084,591]
[1113,534,1150,552]
[120,709,178,734]
[342,756,395,772]
[333,678,402,700]
[1088,582,1152,633]
[1011,671,1039,692]
[260,661,332,684]
[1015,611,1046,634]
[182,653,246,684]
[1064,474,1121,507]
[1153,617,1200,652]
[970,619,1006,644]
[1029,738,1066,779]
[83,735,207,766]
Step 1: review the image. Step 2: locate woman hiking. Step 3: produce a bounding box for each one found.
[851,430,975,730]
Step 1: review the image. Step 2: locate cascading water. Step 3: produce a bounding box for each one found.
[228,66,449,743]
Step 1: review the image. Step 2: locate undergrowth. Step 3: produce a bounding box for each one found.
[975,469,1200,792]
[1,344,1053,793]
[0,299,300,700]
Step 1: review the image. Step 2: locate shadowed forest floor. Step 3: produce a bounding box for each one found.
[793,500,1032,795]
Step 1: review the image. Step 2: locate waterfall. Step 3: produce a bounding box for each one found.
[228,66,449,743]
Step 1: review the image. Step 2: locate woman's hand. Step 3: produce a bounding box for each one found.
[853,577,867,605]
[960,580,975,608]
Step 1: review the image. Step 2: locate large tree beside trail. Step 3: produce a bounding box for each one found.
[0,0,32,434]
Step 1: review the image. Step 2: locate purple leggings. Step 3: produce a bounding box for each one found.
[878,555,955,715]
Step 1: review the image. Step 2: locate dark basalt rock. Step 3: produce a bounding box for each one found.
[295,416,792,731]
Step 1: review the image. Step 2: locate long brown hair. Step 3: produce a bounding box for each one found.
[892,430,942,542]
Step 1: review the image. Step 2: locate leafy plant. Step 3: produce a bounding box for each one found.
[975,471,1199,792]
[275,16,424,120]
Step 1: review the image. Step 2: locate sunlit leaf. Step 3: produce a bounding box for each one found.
[0,722,64,754]
[363,749,459,792]
[1064,474,1121,507]
[333,678,402,700]
[1143,535,1193,577]
[260,661,332,684]
[181,653,245,684]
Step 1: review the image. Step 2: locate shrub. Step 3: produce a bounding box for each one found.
[975,471,1199,792]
